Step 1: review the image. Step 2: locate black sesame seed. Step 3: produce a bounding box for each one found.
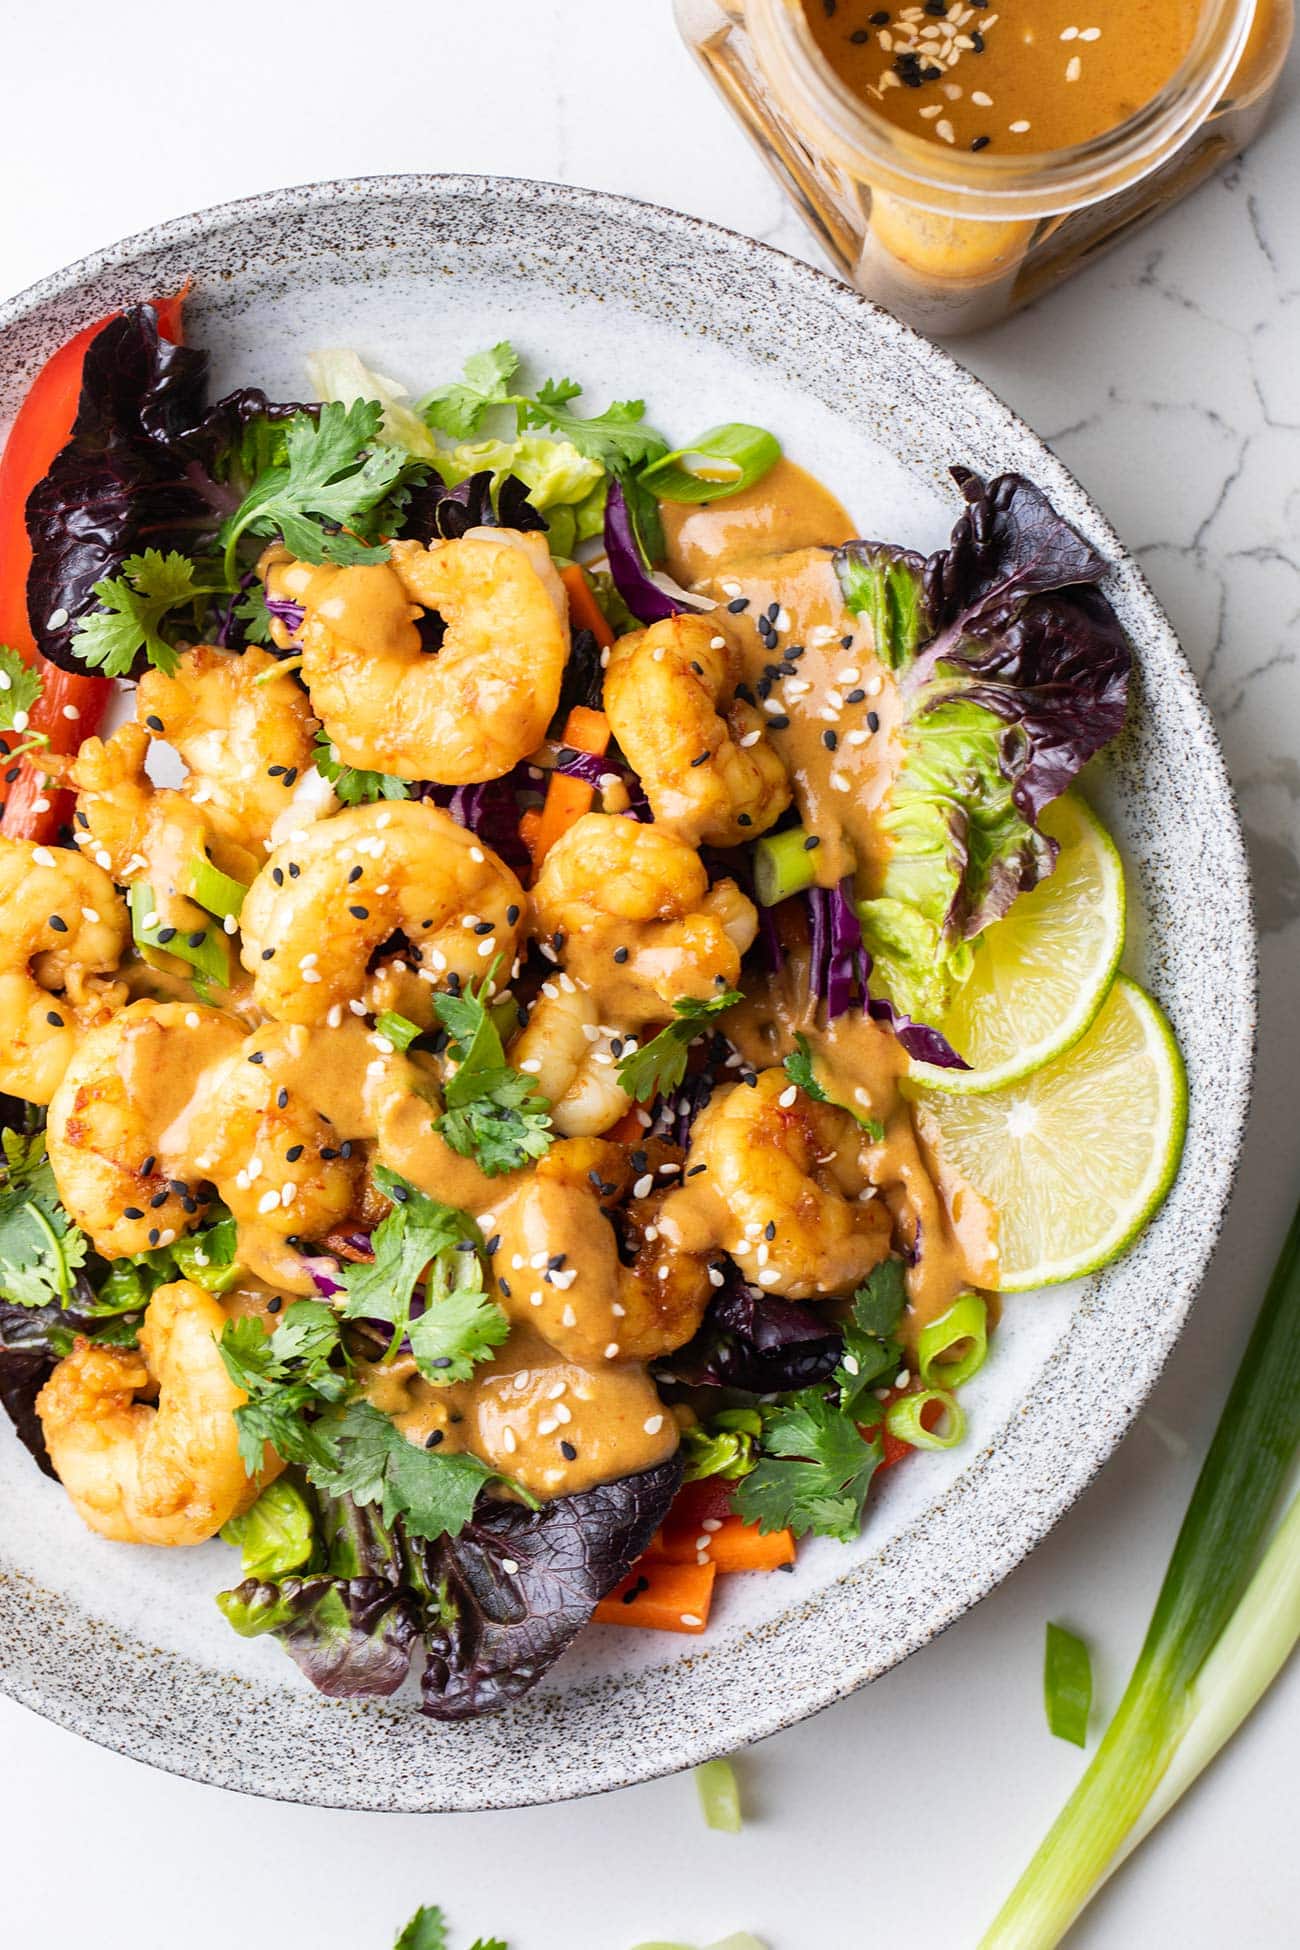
[765,1219,777,1240]
[47,914,68,933]
[846,687,866,704]
[738,813,752,827]
[147,1229,160,1247]
[390,1182,410,1202]
[768,714,790,731]
[182,1197,198,1214]
[687,1163,708,1177]
[282,767,298,788]
[320,1146,338,1160]
[248,1051,264,1065]
[261,948,275,961]
[499,1278,512,1297]
[690,750,710,768]
[588,1169,605,1189]
[277,1087,288,1109]
[613,945,629,963]
[267,763,285,778]
[425,1429,445,1448]
[145,715,165,733]
[157,927,176,944]
[455,1239,476,1254]
[473,919,494,936]
[123,1206,144,1221]
[288,863,300,879]
[871,8,890,20]
[922,61,942,78]
[168,1180,187,1195]
[141,1157,155,1176]
[272,867,284,886]
[841,635,855,649]
[766,601,780,622]
[430,1355,452,1369]
[560,1440,578,1461]
[822,729,839,752]
[150,1191,168,1209]
[348,865,363,884]
[349,904,369,919]
[689,660,704,676]
[804,834,822,850]
[727,596,750,613]
[556,746,578,765]
[506,904,520,925]
[267,1296,283,1315]
[849,27,870,42]
[75,810,89,827]
[970,29,984,51]
[867,710,881,732]
[971,134,991,150]
[186,930,206,949]
[486,1234,501,1256]
[285,1145,304,1162]
[924,0,946,13]
[46,1010,64,1027]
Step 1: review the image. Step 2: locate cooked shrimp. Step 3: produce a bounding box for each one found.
[0,839,129,1102]
[530,813,757,1026]
[46,1000,244,1259]
[65,722,260,939]
[489,1138,712,1363]
[36,1280,277,1546]
[136,643,320,850]
[508,983,634,1137]
[604,613,790,844]
[188,1021,367,1288]
[273,527,569,785]
[662,1067,891,1298]
[238,800,527,1025]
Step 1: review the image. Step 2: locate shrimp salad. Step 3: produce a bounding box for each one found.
[0,300,1163,1719]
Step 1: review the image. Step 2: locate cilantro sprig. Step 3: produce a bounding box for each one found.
[420,340,669,472]
[617,990,742,1105]
[68,550,227,680]
[434,968,553,1176]
[734,1387,884,1544]
[0,1130,89,1309]
[314,727,410,806]
[338,1166,508,1383]
[218,1300,351,1476]
[306,1399,530,1542]
[219,399,414,580]
[0,648,48,764]
[783,1032,885,1142]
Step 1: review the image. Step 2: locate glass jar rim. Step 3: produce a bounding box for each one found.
[749,0,1258,216]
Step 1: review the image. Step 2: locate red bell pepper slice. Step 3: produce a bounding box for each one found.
[0,289,187,841]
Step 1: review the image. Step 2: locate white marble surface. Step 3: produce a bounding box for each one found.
[1,4,1298,1946]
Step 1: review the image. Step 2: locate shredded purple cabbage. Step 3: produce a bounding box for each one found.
[661,1270,843,1393]
[808,878,869,1019]
[306,1256,345,1298]
[866,998,969,1069]
[422,771,533,879]
[265,593,306,634]
[603,476,713,626]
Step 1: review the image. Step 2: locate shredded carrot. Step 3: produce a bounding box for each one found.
[527,702,612,866]
[593,1558,716,1634]
[606,1107,648,1144]
[560,562,616,651]
[650,1513,796,1574]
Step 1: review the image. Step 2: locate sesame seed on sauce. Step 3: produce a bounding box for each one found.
[867,710,881,731]
[47,914,68,933]
[560,1440,578,1461]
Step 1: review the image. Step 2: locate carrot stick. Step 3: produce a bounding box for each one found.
[593,1558,716,1634]
[528,702,612,866]
[560,563,615,651]
[649,1513,796,1574]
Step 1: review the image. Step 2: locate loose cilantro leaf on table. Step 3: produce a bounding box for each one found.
[735,1387,884,1543]
[435,970,553,1175]
[313,727,410,806]
[70,549,225,679]
[338,1166,508,1383]
[218,1300,350,1476]
[0,1131,89,1309]
[219,399,412,578]
[617,990,743,1105]
[309,1400,530,1542]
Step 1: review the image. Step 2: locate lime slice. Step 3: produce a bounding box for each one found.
[909,792,1125,1095]
[909,976,1188,1292]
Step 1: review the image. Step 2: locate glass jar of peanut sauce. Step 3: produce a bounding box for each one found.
[674,0,1292,333]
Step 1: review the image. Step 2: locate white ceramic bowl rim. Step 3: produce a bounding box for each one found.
[0,174,1256,1811]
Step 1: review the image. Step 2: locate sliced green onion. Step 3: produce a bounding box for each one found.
[172,1212,242,1294]
[980,1200,1300,1948]
[885,1387,966,1451]
[252,654,304,684]
[130,880,231,987]
[917,1292,988,1389]
[694,1757,743,1833]
[186,854,248,922]
[374,1010,422,1052]
[640,424,781,504]
[751,826,818,906]
[1044,1622,1092,1748]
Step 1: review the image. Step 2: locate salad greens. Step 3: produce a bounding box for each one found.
[0,1130,88,1309]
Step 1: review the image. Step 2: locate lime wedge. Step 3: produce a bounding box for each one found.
[908,792,1125,1095]
[909,976,1187,1292]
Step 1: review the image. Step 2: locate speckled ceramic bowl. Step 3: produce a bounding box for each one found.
[0,176,1255,1811]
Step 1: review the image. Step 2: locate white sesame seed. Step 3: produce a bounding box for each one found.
[326,1003,343,1028]
[561,1305,577,1327]
[32,846,55,868]
[62,704,80,721]
[643,1414,664,1435]
[1066,54,1081,80]
[503,1426,518,1453]
[709,635,727,650]
[538,1415,557,1434]
[739,729,762,748]
[520,1057,542,1074]
[633,1173,654,1199]
[604,1342,620,1359]
[778,1083,798,1108]
[830,770,851,793]
[1009,119,1031,133]
[554,1402,573,1425]
[46,607,69,631]
[865,674,883,696]
[895,1369,911,1388]
[281,1183,297,1207]
[757,1268,781,1286]
[971,88,993,106]
[708,1266,725,1288]
[1079,25,1101,39]
[300,968,322,984]
[185,1011,200,1029]
[762,698,785,717]
[611,1302,626,1317]
[257,1188,280,1214]
[529,1290,544,1308]
[680,1613,703,1628]
[500,1558,519,1575]
[348,998,367,1016]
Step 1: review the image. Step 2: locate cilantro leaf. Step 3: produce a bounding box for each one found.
[617,990,742,1105]
[421,342,521,439]
[434,971,553,1176]
[221,400,411,573]
[0,647,44,739]
[314,727,410,805]
[217,1300,350,1476]
[520,377,668,471]
[339,1166,508,1384]
[232,586,275,645]
[783,1032,885,1141]
[0,1130,90,1308]
[307,1400,527,1542]
[394,1909,448,1950]
[69,549,222,679]
[853,1257,908,1339]
[735,1388,884,1543]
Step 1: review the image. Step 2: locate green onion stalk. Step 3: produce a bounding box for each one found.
[980,1199,1300,1948]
